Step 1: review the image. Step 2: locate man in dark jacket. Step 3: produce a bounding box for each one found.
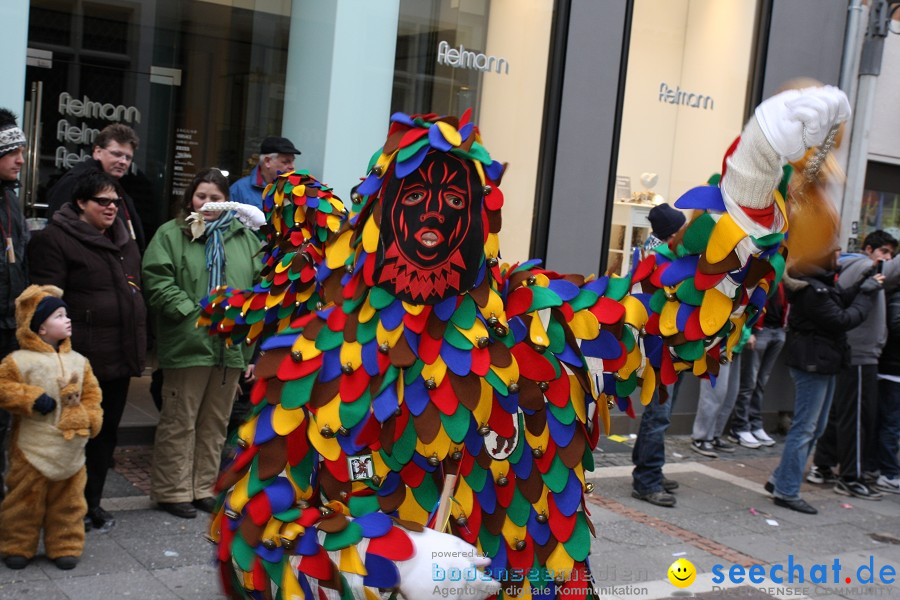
[0,108,29,501]
[812,231,898,499]
[765,248,882,514]
[45,124,146,251]
[630,203,686,507]
[874,287,900,494]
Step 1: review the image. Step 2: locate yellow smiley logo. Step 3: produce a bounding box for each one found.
[668,558,696,588]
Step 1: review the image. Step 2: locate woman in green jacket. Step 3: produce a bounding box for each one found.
[142,168,260,519]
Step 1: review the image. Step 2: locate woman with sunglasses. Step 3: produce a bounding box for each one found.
[27,169,147,532]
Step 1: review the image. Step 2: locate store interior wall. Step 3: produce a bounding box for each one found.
[616,0,756,208]
[478,0,553,265]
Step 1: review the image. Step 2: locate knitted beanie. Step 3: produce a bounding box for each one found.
[30,296,68,333]
[648,203,686,239]
[0,109,25,157]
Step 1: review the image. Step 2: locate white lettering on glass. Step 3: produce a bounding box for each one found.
[437,41,509,75]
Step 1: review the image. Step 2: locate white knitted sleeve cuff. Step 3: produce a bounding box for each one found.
[721,118,784,210]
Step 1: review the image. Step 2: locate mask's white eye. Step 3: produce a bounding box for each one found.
[402,191,425,206]
[446,194,464,209]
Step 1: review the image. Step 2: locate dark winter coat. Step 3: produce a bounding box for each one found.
[878,287,900,376]
[27,204,146,381]
[783,268,872,375]
[45,158,146,251]
[0,183,29,330]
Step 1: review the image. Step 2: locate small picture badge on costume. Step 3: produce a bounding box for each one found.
[485,411,521,460]
[347,454,375,481]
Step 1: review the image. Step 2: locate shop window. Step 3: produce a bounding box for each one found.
[860,161,900,242]
[28,0,74,47]
[82,3,133,55]
[612,0,759,274]
[24,0,291,242]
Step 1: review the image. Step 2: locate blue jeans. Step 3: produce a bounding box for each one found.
[771,368,836,500]
[733,327,786,432]
[632,378,681,494]
[878,378,900,478]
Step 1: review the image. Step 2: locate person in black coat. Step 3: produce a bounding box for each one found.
[28,170,146,530]
[765,247,882,514]
[0,108,29,502]
[45,124,145,251]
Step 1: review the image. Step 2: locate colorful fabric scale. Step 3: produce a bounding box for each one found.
[204,113,787,600]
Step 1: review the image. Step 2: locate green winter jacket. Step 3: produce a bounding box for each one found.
[142,217,260,369]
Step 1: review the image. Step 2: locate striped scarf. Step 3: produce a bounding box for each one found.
[202,211,234,289]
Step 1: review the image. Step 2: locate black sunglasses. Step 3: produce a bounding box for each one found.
[89,196,122,208]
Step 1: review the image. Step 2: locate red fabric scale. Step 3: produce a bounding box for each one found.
[660,348,677,385]
[471,347,491,376]
[251,559,269,591]
[533,439,557,473]
[487,396,515,438]
[339,367,370,402]
[645,313,661,336]
[286,425,310,466]
[509,344,557,382]
[298,548,334,581]
[600,343,627,372]
[547,493,577,541]
[431,379,459,415]
[544,374,570,408]
[277,353,322,381]
[684,309,705,341]
[324,455,350,482]
[418,334,442,364]
[588,297,625,325]
[399,461,426,487]
[250,378,268,406]
[366,526,415,561]
[505,287,533,318]
[494,470,515,507]
[245,493,273,526]
[506,537,534,573]
[632,254,656,283]
[403,307,430,333]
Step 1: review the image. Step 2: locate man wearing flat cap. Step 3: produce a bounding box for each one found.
[230,136,301,210]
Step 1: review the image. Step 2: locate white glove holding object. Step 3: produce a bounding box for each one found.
[754,85,851,161]
[200,201,266,230]
[396,527,500,600]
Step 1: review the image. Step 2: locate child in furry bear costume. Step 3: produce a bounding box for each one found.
[0,285,102,570]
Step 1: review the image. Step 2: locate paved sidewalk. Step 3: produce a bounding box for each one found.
[0,435,898,599]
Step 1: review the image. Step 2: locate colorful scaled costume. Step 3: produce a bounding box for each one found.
[201,87,849,599]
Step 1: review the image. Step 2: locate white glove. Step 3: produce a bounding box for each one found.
[754,85,851,161]
[201,202,266,230]
[396,527,500,600]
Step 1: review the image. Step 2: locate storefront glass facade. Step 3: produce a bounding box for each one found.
[25,0,292,238]
[23,0,554,260]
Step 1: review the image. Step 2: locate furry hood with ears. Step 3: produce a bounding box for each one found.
[15,284,72,353]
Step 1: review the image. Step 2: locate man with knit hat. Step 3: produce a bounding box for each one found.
[0,108,29,502]
[631,202,686,507]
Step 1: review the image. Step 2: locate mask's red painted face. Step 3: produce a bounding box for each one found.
[376,151,484,303]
